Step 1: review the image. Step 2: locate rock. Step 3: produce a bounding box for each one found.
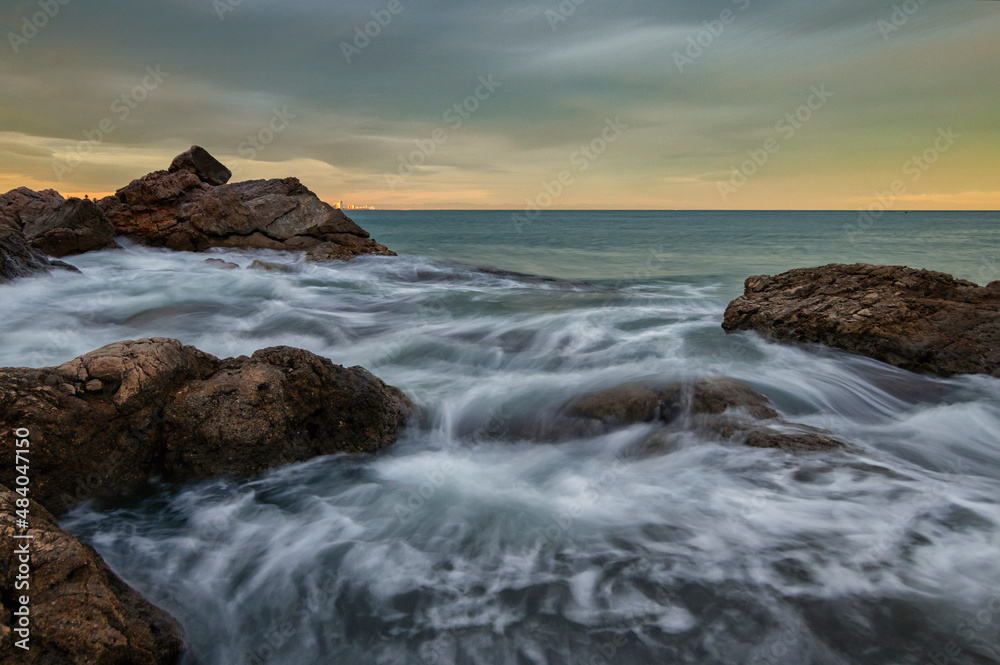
[0,227,81,284]
[0,484,185,664]
[203,258,239,269]
[542,378,846,454]
[563,379,779,425]
[247,259,298,273]
[722,263,1000,377]
[0,187,120,257]
[0,338,415,516]
[98,147,394,261]
[168,145,232,186]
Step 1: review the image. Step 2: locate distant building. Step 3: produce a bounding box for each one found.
[336,201,377,211]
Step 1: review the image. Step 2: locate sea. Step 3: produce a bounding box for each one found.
[3,210,999,664]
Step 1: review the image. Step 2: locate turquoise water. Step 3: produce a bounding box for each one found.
[2,211,998,664]
[352,210,1000,291]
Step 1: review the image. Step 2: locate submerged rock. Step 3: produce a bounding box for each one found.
[0,484,185,664]
[535,378,846,454]
[723,263,1000,377]
[0,338,414,516]
[0,187,120,257]
[97,146,394,261]
[203,257,240,269]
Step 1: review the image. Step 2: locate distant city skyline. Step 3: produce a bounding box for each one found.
[1,0,998,210]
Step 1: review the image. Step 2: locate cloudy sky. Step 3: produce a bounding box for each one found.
[1,0,998,209]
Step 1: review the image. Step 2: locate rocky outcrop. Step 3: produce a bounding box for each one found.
[0,339,414,516]
[168,145,232,186]
[722,264,1000,377]
[514,378,846,455]
[0,227,80,284]
[0,187,120,257]
[97,146,394,261]
[0,485,185,665]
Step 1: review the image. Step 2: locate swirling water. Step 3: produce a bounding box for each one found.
[3,211,1000,664]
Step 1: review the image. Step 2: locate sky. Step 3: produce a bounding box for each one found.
[1,0,998,209]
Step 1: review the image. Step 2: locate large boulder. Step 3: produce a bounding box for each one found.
[98,146,395,261]
[0,187,120,257]
[168,145,232,186]
[0,485,185,664]
[722,263,1000,377]
[0,227,80,284]
[0,339,414,516]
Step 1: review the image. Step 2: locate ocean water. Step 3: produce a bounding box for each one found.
[3,211,1000,664]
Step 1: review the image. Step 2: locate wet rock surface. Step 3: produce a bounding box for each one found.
[723,263,1000,377]
[0,187,119,258]
[0,338,415,516]
[0,485,185,665]
[0,227,80,284]
[490,378,847,455]
[97,146,394,261]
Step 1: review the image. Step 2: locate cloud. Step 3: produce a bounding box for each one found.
[1,0,998,208]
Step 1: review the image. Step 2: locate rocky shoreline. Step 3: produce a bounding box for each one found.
[0,146,393,285]
[3,201,999,664]
[723,263,1000,378]
[0,339,414,664]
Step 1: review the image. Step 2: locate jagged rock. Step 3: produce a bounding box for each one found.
[521,378,847,455]
[0,338,415,516]
[723,263,1000,377]
[0,227,80,283]
[97,147,394,261]
[0,484,185,664]
[0,187,119,257]
[168,145,232,186]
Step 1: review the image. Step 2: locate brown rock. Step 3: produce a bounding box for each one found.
[722,263,1000,377]
[168,145,232,186]
[203,258,239,269]
[247,259,299,273]
[97,148,394,261]
[549,378,845,454]
[0,227,80,283]
[0,188,119,257]
[0,485,185,664]
[563,378,779,425]
[0,338,414,516]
